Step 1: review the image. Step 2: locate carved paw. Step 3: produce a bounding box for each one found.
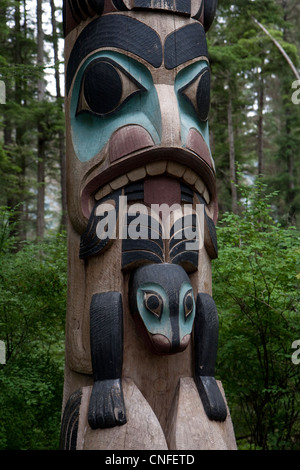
[195,375,227,422]
[88,379,127,429]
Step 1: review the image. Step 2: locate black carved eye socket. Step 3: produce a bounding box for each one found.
[76,59,145,117]
[183,290,194,319]
[143,291,163,319]
[179,67,211,122]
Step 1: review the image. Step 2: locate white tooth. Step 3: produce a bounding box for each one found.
[110,174,129,190]
[95,184,112,201]
[127,167,147,182]
[146,161,167,176]
[203,188,210,204]
[183,168,198,185]
[166,161,185,178]
[195,178,205,195]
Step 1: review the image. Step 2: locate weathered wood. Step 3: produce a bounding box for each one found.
[61,0,237,450]
[166,378,237,450]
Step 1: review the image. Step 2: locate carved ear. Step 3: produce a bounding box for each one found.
[203,0,218,32]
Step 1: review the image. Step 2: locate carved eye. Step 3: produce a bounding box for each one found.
[179,66,211,122]
[183,290,194,319]
[143,291,163,319]
[76,59,146,117]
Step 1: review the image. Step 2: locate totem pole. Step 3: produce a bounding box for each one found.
[60,0,237,450]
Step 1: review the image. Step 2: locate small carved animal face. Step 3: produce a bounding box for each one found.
[129,263,195,355]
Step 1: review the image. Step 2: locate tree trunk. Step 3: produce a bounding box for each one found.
[257,67,264,177]
[281,0,297,226]
[227,94,238,214]
[50,0,67,231]
[36,0,45,240]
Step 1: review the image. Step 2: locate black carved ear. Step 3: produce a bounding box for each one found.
[203,0,218,32]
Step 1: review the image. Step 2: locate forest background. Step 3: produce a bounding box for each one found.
[0,0,299,450]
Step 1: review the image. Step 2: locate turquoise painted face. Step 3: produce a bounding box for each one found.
[175,60,211,150]
[129,264,196,355]
[70,51,162,162]
[137,281,195,339]
[70,50,211,163]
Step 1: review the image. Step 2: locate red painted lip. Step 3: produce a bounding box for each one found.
[81,146,217,221]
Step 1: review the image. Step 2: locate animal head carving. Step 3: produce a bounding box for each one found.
[129,263,195,355]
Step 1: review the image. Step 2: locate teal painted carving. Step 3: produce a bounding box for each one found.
[129,264,195,355]
[175,60,211,150]
[70,52,161,162]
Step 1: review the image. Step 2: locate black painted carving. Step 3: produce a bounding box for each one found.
[169,213,199,273]
[197,193,218,259]
[60,389,82,450]
[122,213,164,270]
[131,0,191,15]
[133,0,151,7]
[82,60,123,115]
[180,182,194,204]
[204,0,218,32]
[88,291,126,429]
[196,67,211,121]
[175,0,191,15]
[124,181,144,201]
[80,190,121,260]
[179,66,211,122]
[68,0,104,22]
[64,1,218,37]
[77,58,146,117]
[164,23,208,70]
[66,15,163,95]
[112,0,129,10]
[194,293,227,421]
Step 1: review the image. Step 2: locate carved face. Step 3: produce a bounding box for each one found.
[65,2,217,233]
[129,263,195,355]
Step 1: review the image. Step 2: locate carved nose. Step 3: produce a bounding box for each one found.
[155,84,181,148]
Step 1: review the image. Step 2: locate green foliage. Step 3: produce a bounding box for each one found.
[213,180,300,449]
[209,0,300,224]
[0,207,67,449]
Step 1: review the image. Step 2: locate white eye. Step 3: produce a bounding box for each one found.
[76,58,146,117]
[183,290,194,318]
[143,291,163,319]
[179,67,211,122]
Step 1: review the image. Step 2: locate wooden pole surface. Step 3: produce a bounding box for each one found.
[60,0,237,451]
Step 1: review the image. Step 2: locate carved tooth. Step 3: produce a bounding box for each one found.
[127,167,147,182]
[183,167,198,185]
[166,161,185,178]
[203,188,210,204]
[146,161,167,176]
[95,184,112,201]
[194,178,205,195]
[110,174,129,190]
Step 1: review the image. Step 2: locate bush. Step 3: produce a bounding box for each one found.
[213,181,300,449]
[0,207,67,449]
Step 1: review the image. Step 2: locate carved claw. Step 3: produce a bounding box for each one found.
[194,293,228,422]
[195,375,227,422]
[88,379,127,429]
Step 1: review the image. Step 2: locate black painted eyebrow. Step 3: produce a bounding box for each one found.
[164,23,208,70]
[66,15,163,95]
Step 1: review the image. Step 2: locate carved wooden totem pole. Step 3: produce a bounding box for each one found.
[60,0,237,450]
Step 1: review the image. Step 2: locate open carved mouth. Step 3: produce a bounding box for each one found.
[81,147,217,224]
